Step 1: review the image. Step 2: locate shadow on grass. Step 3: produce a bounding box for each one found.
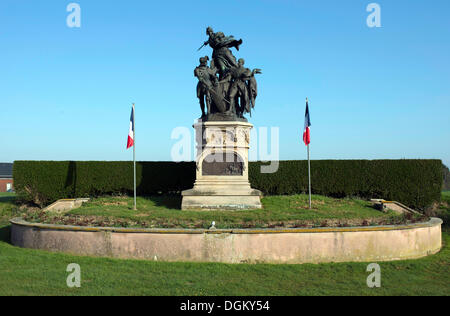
[0,196,15,204]
[364,204,379,211]
[142,195,182,210]
[0,225,11,244]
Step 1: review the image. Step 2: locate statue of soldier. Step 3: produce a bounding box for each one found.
[226,58,261,118]
[194,56,218,118]
[200,27,243,79]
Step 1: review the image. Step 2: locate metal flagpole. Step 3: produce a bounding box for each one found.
[133,103,137,211]
[308,143,312,209]
[306,98,312,209]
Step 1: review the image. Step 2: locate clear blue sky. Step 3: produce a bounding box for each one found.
[1,0,449,166]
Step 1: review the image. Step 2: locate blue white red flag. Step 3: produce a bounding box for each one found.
[127,105,135,149]
[303,99,311,146]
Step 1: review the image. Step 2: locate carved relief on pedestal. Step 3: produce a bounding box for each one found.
[236,127,250,147]
[198,126,250,149]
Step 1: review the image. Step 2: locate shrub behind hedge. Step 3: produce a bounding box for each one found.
[13,160,442,211]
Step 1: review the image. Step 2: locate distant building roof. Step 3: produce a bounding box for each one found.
[0,163,13,178]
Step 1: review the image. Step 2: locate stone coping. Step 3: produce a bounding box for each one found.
[10,217,443,264]
[9,217,442,235]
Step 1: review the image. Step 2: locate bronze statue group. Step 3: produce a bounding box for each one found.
[195,27,262,121]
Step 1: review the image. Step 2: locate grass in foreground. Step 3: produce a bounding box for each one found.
[21,195,421,229]
[0,223,448,296]
[0,194,448,296]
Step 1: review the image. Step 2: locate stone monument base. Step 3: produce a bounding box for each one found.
[181,120,262,210]
[182,179,262,210]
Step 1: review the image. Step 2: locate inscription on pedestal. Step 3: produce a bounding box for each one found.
[202,152,244,176]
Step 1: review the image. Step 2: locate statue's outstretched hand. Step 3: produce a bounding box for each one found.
[236,39,243,51]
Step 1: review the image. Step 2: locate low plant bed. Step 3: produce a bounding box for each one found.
[21,194,427,229]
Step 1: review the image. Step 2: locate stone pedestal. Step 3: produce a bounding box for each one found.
[182,121,262,210]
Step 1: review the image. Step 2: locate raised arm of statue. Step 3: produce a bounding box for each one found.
[197,40,210,51]
[252,69,262,76]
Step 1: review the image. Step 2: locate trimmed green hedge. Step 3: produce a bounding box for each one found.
[13,161,195,208]
[250,160,442,211]
[14,160,442,211]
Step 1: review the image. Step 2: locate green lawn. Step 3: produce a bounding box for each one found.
[1,193,448,296]
[0,193,19,224]
[0,221,448,296]
[442,191,450,202]
[438,191,450,226]
[23,195,420,229]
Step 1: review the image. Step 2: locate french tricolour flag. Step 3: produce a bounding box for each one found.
[127,105,135,149]
[303,99,311,146]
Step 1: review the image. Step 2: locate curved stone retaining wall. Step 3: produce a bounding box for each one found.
[10,218,442,264]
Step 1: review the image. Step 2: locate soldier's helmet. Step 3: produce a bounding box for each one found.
[238,58,245,66]
[206,27,213,35]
